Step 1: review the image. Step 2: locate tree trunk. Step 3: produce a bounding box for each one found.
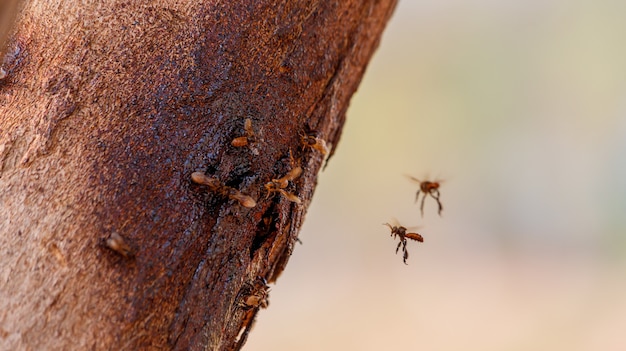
[0,1,397,350]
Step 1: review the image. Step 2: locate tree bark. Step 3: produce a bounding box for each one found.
[0,1,397,350]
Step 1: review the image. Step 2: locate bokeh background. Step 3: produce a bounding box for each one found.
[247,1,626,350]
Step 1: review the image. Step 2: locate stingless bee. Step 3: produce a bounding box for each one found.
[407,175,443,217]
[384,221,423,264]
[105,232,135,258]
[233,276,270,350]
[191,171,257,208]
[231,118,256,147]
[237,276,270,310]
[264,166,302,204]
[300,133,329,156]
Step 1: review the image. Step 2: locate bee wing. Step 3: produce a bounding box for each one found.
[231,193,257,208]
[433,172,452,185]
[278,189,301,204]
[315,139,329,155]
[191,171,218,188]
[404,174,421,184]
[388,217,400,227]
[289,166,303,180]
[421,172,445,184]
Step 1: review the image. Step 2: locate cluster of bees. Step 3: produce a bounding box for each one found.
[103,119,329,343]
[384,176,443,264]
[193,118,328,207]
[104,118,329,258]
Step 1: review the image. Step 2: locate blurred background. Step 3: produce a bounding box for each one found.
[247,1,626,350]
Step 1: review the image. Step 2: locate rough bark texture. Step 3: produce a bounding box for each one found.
[0,0,397,350]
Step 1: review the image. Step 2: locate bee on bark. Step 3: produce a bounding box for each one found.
[265,166,302,204]
[384,221,423,264]
[300,133,329,156]
[407,175,443,217]
[231,118,256,147]
[104,232,135,258]
[233,277,270,350]
[191,171,256,208]
[237,276,270,310]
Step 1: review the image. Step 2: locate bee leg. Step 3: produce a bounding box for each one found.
[431,190,443,216]
[414,190,421,203]
[403,249,409,264]
[395,240,402,254]
[420,192,427,217]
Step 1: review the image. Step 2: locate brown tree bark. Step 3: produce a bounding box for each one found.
[0,1,397,350]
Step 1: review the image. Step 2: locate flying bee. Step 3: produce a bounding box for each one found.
[191,171,257,208]
[231,118,256,147]
[105,232,135,258]
[407,175,443,217]
[300,133,329,156]
[384,221,423,264]
[264,166,302,204]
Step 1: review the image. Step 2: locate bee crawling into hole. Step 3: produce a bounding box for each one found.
[191,171,256,208]
[406,175,444,217]
[265,164,302,204]
[384,220,423,264]
[104,232,135,258]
